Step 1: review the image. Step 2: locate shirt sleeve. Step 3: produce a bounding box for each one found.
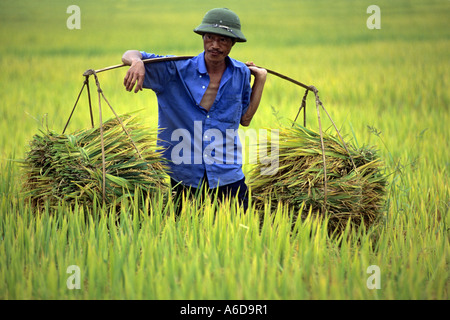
[140,51,175,94]
[240,68,252,117]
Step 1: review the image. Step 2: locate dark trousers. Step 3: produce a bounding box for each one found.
[170,176,249,215]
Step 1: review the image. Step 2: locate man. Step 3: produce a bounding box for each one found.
[122,8,267,212]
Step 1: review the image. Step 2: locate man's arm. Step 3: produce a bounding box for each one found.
[241,62,267,127]
[122,50,145,93]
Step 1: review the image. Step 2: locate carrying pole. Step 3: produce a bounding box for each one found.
[88,55,317,93]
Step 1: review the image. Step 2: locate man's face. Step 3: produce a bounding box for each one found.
[203,33,235,64]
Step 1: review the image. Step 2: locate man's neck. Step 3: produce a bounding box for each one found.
[205,56,227,75]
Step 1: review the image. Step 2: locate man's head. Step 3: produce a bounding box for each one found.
[201,33,235,63]
[194,8,247,43]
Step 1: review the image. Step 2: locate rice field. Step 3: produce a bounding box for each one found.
[0,0,448,302]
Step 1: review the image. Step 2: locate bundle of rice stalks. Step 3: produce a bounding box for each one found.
[248,123,387,234]
[22,114,167,209]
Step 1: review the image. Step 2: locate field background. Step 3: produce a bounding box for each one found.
[0,0,448,300]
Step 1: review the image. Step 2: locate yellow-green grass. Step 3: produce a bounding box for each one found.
[0,0,448,299]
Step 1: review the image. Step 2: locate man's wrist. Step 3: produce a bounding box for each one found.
[252,69,267,80]
[253,73,267,83]
[131,58,143,66]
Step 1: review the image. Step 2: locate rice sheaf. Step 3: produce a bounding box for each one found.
[248,123,388,234]
[22,114,167,208]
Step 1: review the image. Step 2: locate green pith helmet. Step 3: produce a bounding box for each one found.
[194,8,247,43]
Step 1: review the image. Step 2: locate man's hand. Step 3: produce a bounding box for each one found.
[122,50,145,93]
[245,61,268,80]
[123,60,145,93]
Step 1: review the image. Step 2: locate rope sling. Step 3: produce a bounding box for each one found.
[64,56,357,208]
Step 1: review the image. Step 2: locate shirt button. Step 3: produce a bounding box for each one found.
[202,86,206,89]
[207,115,210,118]
[199,75,202,78]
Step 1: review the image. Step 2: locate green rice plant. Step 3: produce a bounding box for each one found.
[248,123,388,234]
[21,114,167,209]
[0,181,447,300]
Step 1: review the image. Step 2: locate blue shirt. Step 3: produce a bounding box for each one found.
[140,51,252,188]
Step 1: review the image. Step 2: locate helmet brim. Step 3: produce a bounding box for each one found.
[194,24,247,42]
